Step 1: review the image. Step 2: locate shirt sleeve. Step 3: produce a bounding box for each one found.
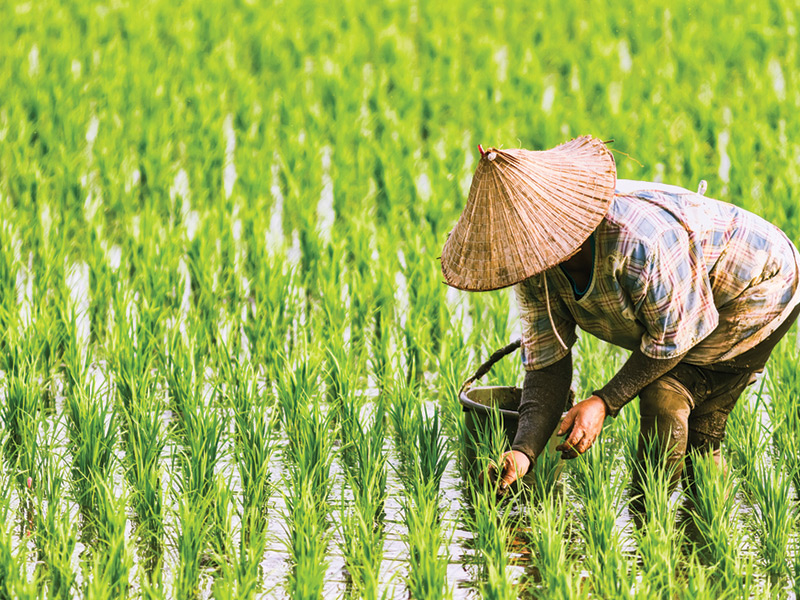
[514,276,577,370]
[632,227,719,358]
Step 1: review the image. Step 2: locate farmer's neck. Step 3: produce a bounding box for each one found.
[559,239,592,290]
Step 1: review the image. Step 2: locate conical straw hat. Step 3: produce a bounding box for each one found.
[440,135,616,291]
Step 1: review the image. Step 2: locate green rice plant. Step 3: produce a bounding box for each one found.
[110,291,161,417]
[284,401,336,500]
[525,494,586,599]
[0,512,38,600]
[32,448,76,600]
[178,404,224,511]
[337,400,389,598]
[724,385,767,484]
[340,400,388,525]
[284,417,335,600]
[746,457,796,581]
[285,479,331,600]
[465,480,515,599]
[401,479,451,600]
[65,379,118,516]
[123,402,165,577]
[228,366,275,549]
[242,251,299,375]
[337,494,386,600]
[84,231,115,346]
[61,307,92,394]
[526,442,564,504]
[0,224,19,343]
[793,535,800,598]
[571,438,635,599]
[683,449,742,587]
[275,348,321,442]
[83,480,132,600]
[212,526,268,600]
[632,436,684,599]
[1,359,43,491]
[175,492,211,600]
[388,369,422,471]
[675,554,729,600]
[412,405,450,495]
[463,402,510,495]
[765,338,800,496]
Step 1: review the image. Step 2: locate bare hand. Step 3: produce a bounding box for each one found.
[485,450,531,496]
[556,395,607,459]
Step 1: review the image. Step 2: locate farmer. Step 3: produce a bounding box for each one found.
[440,136,800,500]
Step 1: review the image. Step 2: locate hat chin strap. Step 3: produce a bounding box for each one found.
[542,272,568,351]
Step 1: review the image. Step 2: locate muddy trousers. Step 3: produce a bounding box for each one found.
[632,304,800,504]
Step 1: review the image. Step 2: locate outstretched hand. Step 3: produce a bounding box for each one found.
[556,395,608,459]
[484,450,531,496]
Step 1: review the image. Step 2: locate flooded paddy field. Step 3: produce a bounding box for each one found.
[1,0,800,598]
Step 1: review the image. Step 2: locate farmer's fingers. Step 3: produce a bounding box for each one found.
[576,434,595,454]
[564,427,586,449]
[499,461,519,489]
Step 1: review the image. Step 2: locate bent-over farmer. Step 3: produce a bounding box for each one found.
[440,136,800,500]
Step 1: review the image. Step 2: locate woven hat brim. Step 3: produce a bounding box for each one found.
[441,136,616,291]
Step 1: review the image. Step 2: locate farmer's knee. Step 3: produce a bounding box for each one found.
[638,377,692,458]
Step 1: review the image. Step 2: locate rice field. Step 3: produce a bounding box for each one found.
[1,0,799,598]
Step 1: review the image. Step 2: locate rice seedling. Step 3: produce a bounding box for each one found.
[631,436,684,598]
[1,358,43,492]
[64,378,118,519]
[524,494,586,599]
[83,479,132,600]
[724,384,767,484]
[570,437,635,599]
[793,537,800,598]
[280,393,336,599]
[0,508,38,600]
[123,402,165,577]
[175,492,211,600]
[226,360,275,549]
[31,444,76,600]
[683,449,743,588]
[336,487,386,599]
[466,481,516,600]
[746,457,796,582]
[401,478,452,600]
[109,292,160,419]
[387,368,422,471]
[765,340,800,498]
[275,346,321,443]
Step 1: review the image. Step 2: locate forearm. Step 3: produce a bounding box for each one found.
[511,353,573,462]
[594,347,686,416]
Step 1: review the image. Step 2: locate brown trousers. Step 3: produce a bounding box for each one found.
[634,303,800,494]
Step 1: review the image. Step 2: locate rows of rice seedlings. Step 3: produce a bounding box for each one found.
[2,0,800,595]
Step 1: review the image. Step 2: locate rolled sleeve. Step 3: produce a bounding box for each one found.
[634,228,719,359]
[514,276,577,370]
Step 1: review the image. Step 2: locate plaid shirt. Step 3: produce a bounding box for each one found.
[515,181,800,370]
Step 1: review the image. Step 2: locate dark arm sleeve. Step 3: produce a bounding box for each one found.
[594,347,686,416]
[511,352,572,462]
